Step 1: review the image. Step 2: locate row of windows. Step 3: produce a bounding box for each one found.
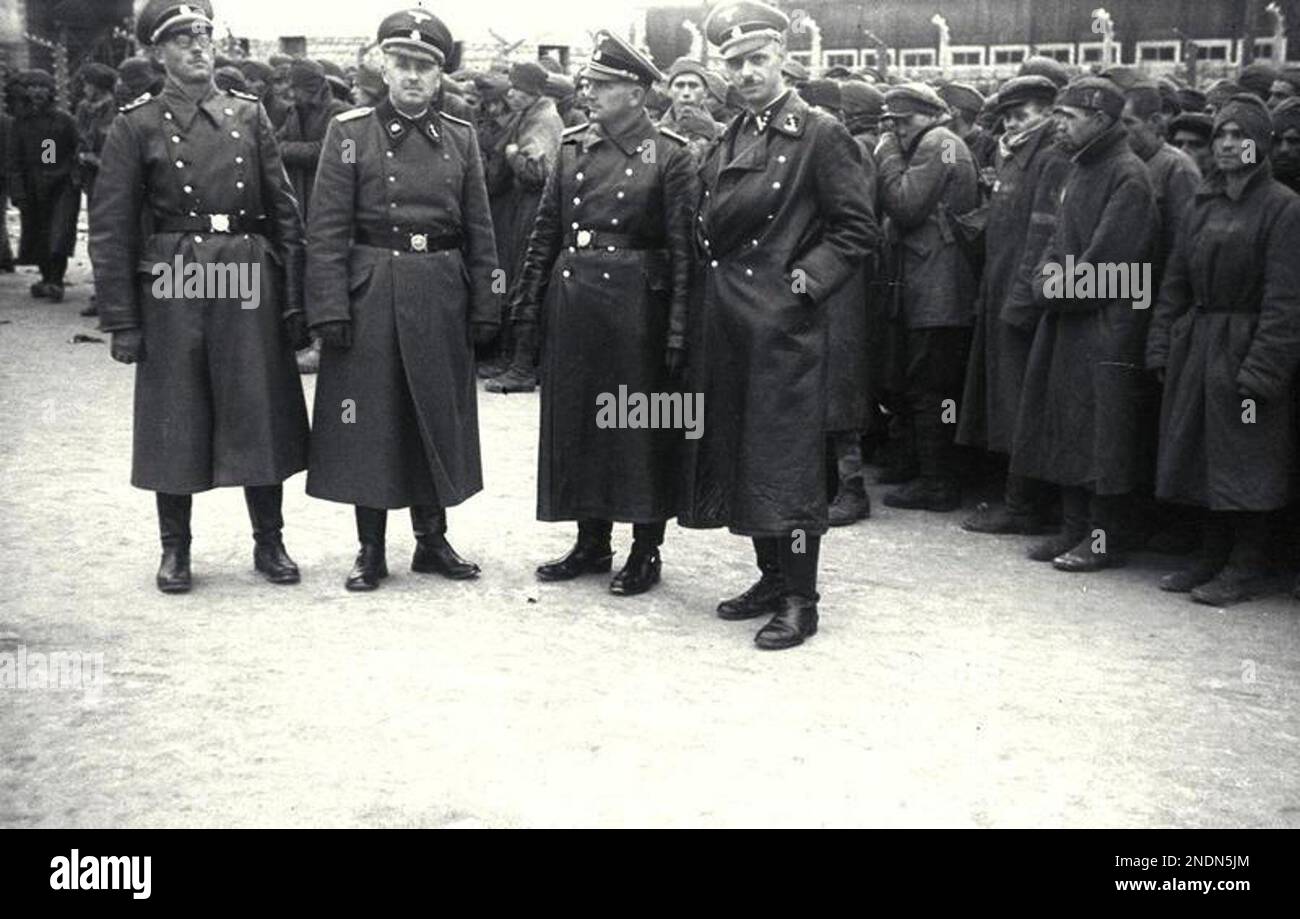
[795,37,1282,70]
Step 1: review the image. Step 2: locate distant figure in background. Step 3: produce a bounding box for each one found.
[75,62,121,317]
[352,63,385,108]
[658,57,723,164]
[115,57,164,107]
[1168,111,1213,177]
[0,85,14,273]
[8,68,81,302]
[1271,98,1300,194]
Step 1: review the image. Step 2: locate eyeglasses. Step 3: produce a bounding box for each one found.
[164,32,214,51]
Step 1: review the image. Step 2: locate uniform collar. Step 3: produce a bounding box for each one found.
[160,78,228,130]
[376,96,441,146]
[583,109,655,155]
[741,88,805,137]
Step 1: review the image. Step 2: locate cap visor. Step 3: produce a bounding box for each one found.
[380,39,445,65]
[719,31,782,61]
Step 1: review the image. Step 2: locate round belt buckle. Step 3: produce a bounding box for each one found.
[209,214,230,233]
[576,229,592,248]
[410,233,428,252]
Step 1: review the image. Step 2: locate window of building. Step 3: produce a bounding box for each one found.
[991,45,1028,65]
[949,46,984,66]
[1034,44,1074,64]
[900,49,935,67]
[1137,41,1179,62]
[823,50,857,69]
[1195,40,1231,61]
[1078,42,1122,64]
[788,51,812,66]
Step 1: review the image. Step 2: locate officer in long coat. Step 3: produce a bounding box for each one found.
[1146,96,1300,606]
[305,9,499,592]
[8,69,80,301]
[90,0,310,593]
[957,76,1068,535]
[681,1,878,650]
[506,30,696,596]
[1010,77,1158,573]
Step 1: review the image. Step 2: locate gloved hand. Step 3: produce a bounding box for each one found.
[472,323,499,348]
[665,346,687,379]
[315,320,353,350]
[110,328,145,364]
[283,311,311,351]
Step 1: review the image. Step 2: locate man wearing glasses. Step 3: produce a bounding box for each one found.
[90,0,311,593]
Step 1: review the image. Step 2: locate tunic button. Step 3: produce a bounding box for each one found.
[602,272,610,280]
[164,111,173,120]
[390,202,397,208]
[183,184,193,193]
[616,191,624,199]
[171,134,180,143]
[710,260,718,268]
[175,160,184,168]
[575,172,583,181]
[571,222,579,229]
[194,236,203,243]
[238,209,246,215]
[386,151,394,158]
[235,156,243,164]
[625,168,633,176]
[752,239,758,246]
[767,213,774,220]
[611,218,619,226]
[230,130,240,138]
[573,197,581,205]
[778,155,787,163]
[562,269,571,278]
[235,181,244,189]
[772,181,781,189]
[607,245,615,252]
[392,250,400,256]
[443,154,450,160]
[745,268,753,276]
[224,108,233,116]
[388,176,396,182]
[392,225,399,231]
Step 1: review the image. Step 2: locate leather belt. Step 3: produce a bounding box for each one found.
[155,214,268,235]
[356,227,463,252]
[565,229,664,251]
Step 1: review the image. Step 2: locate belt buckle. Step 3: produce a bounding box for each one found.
[576,229,593,248]
[410,232,428,252]
[208,214,231,233]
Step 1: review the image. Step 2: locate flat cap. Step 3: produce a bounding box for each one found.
[79,62,118,91]
[1019,55,1070,89]
[1056,75,1125,119]
[1168,111,1213,139]
[840,81,884,118]
[1099,64,1142,92]
[289,59,325,92]
[937,81,984,116]
[544,72,575,99]
[377,8,453,66]
[1239,62,1277,101]
[1206,79,1242,109]
[583,29,662,86]
[509,60,549,96]
[994,74,1058,113]
[136,0,214,47]
[780,58,809,83]
[705,0,789,60]
[882,82,948,118]
[213,66,247,92]
[19,68,55,88]
[1215,92,1274,155]
[473,70,509,101]
[237,60,273,83]
[1273,96,1300,133]
[799,79,842,112]
[1175,86,1206,113]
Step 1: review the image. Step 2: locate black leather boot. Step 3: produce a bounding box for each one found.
[410,505,480,579]
[245,485,300,584]
[1053,493,1128,572]
[756,535,821,649]
[610,523,665,596]
[884,411,960,511]
[536,519,613,581]
[346,506,388,591]
[1028,486,1090,561]
[1191,512,1273,607]
[717,537,785,620]
[1160,514,1231,592]
[485,321,539,393]
[156,492,192,593]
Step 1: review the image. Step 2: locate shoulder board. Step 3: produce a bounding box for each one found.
[658,127,689,146]
[118,92,154,113]
[227,88,260,102]
[562,123,589,138]
[335,106,373,122]
[438,110,472,128]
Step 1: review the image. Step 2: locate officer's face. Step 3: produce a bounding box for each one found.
[1171,128,1211,174]
[669,74,704,107]
[582,79,642,125]
[156,26,214,86]
[382,52,441,109]
[724,42,785,110]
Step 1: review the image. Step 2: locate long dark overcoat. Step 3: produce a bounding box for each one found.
[90,81,308,494]
[957,120,1070,453]
[1009,124,1158,495]
[512,113,696,523]
[1146,166,1300,511]
[680,91,878,537]
[305,100,499,509]
[9,106,80,265]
